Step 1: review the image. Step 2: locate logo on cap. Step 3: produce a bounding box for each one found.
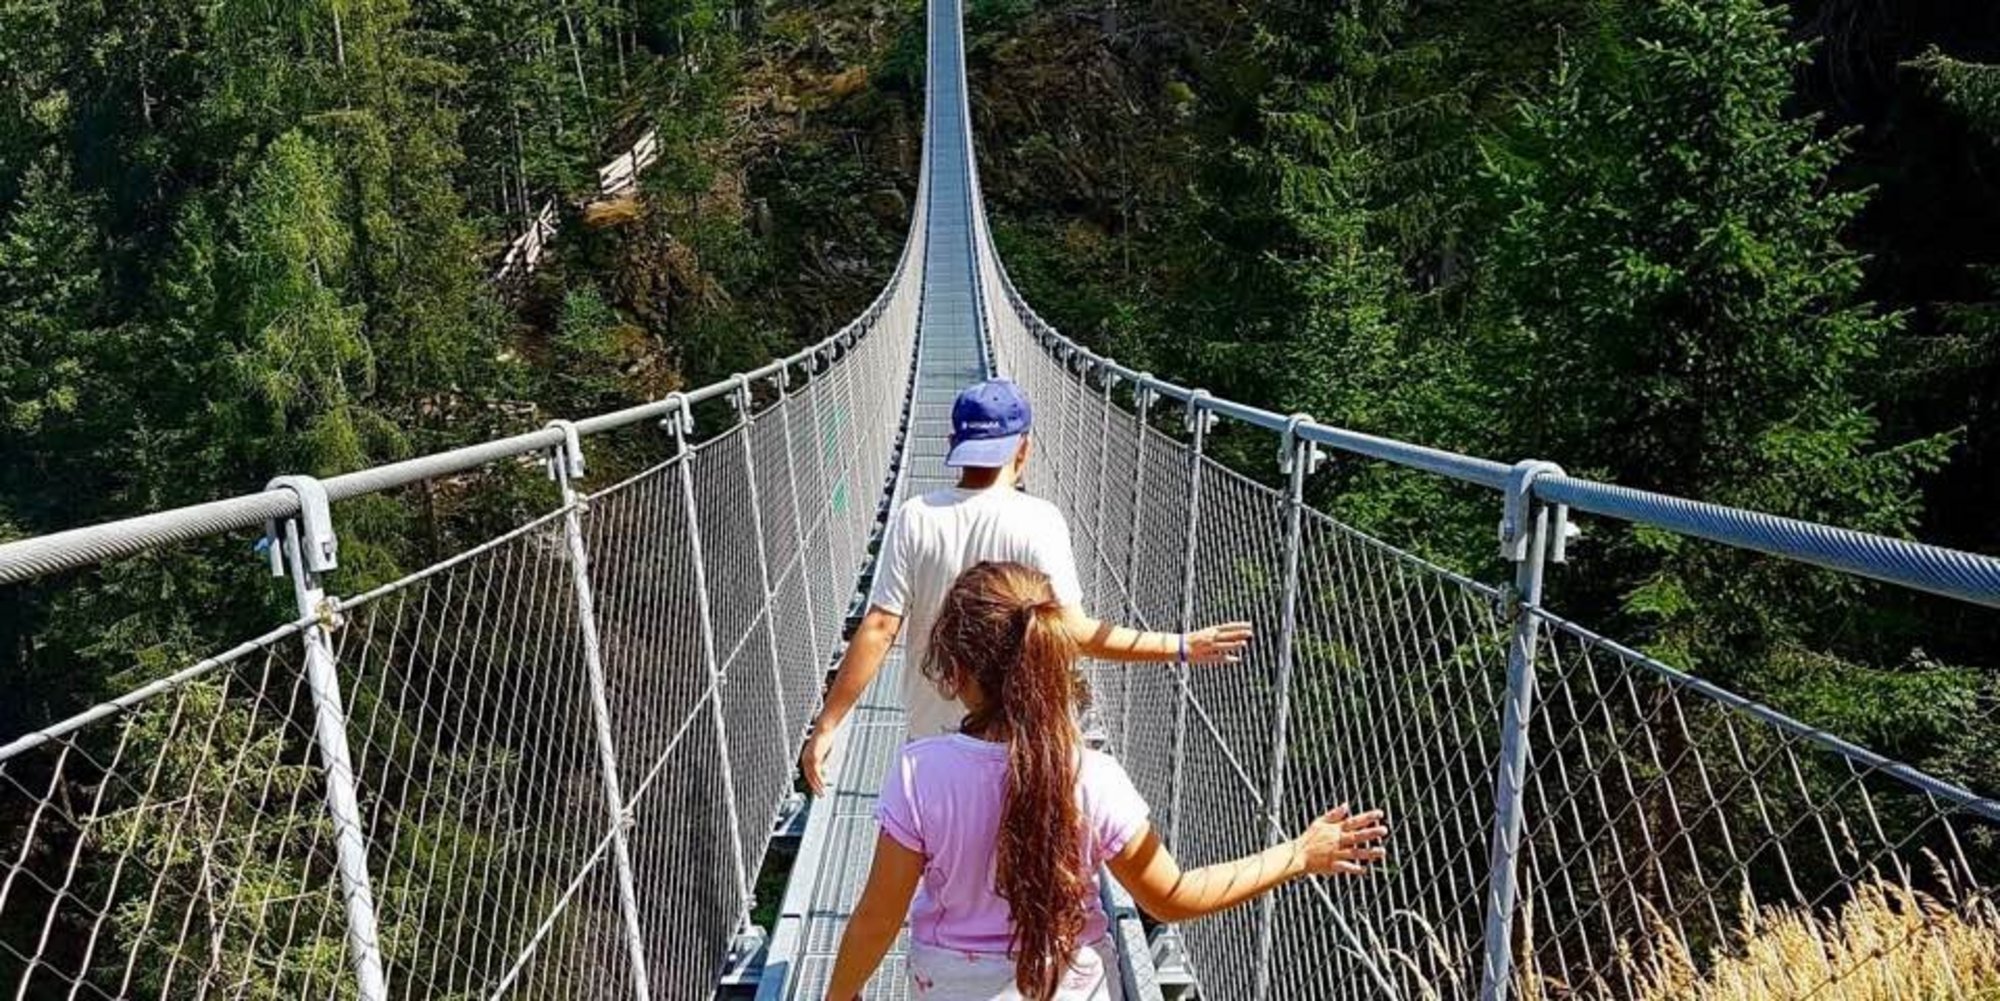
[946,380,1034,468]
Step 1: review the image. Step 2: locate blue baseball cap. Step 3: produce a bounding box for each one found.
[946,379,1034,468]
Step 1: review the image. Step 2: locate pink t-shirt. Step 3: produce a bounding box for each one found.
[875,733,1151,954]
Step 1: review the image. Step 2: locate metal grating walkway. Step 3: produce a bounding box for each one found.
[756,0,992,991]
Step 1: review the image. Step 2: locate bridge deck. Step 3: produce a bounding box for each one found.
[757,0,989,987]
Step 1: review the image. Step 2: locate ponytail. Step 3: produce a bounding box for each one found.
[923,563,1090,1000]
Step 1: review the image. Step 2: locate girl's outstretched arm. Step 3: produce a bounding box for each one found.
[827,833,924,1001]
[1060,607,1253,663]
[1106,805,1388,923]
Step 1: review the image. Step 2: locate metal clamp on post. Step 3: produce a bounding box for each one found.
[1500,460,1570,563]
[544,419,585,483]
[1099,365,1121,391]
[658,392,694,439]
[265,475,337,577]
[1184,389,1217,436]
[728,374,756,425]
[1278,413,1327,478]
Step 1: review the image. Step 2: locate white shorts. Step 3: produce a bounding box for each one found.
[907,938,1122,1000]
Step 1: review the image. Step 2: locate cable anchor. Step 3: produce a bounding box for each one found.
[1500,460,1575,563]
[1278,413,1327,477]
[264,475,337,577]
[544,419,586,483]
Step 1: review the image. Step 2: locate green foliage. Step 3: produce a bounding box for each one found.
[98,682,350,998]
[551,285,633,410]
[1913,49,2000,137]
[980,0,1993,787]
[0,155,100,439]
[1477,0,1951,679]
[228,130,384,474]
[0,0,841,979]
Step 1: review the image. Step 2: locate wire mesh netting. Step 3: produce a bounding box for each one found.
[1515,612,2000,1000]
[330,513,645,999]
[0,626,354,999]
[4,0,1997,988]
[989,252,2000,1001]
[0,239,918,998]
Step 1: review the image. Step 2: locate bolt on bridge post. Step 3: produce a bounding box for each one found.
[265,476,390,1001]
[662,397,758,940]
[544,420,654,1001]
[1477,460,1566,1001]
[1253,418,1322,1001]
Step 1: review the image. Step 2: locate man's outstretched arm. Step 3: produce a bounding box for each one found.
[1062,608,1252,664]
[799,606,902,795]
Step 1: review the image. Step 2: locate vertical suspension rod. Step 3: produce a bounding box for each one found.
[545,422,654,1001]
[1253,421,1318,1001]
[267,476,390,1001]
[665,400,756,926]
[1479,460,1560,1001]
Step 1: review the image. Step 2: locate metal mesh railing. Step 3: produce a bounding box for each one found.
[0,203,921,999]
[987,252,2000,1001]
[0,624,349,999]
[6,0,2000,995]
[1515,612,2000,999]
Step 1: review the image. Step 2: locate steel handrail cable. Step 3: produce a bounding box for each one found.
[978,257,2000,608]
[0,197,930,587]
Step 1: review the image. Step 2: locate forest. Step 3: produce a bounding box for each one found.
[971,0,2000,796]
[1,0,1997,995]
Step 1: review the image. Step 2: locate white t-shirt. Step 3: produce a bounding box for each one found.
[866,486,1084,738]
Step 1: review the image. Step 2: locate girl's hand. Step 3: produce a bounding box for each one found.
[1293,804,1388,876]
[1185,622,1254,662]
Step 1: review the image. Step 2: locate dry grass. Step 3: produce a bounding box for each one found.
[1618,878,2000,1001]
[582,191,644,228]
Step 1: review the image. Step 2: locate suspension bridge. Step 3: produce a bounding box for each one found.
[3,0,1999,998]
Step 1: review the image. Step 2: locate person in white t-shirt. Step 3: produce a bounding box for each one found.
[800,378,1253,794]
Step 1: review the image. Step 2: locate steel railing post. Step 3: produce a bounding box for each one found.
[772,367,823,722]
[1166,395,1211,852]
[663,398,756,933]
[1089,367,1116,608]
[731,378,792,745]
[1478,461,1564,1001]
[1153,393,1212,980]
[1115,382,1155,752]
[543,422,653,1001]
[1253,419,1320,1001]
[831,343,865,575]
[803,350,843,632]
[265,476,389,1001]
[1082,365,1117,746]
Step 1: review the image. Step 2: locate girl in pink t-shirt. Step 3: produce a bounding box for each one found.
[828,561,1390,1001]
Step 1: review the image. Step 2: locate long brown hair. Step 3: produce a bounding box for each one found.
[923,561,1089,1000]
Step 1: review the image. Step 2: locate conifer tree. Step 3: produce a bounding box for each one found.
[1478,0,1964,751]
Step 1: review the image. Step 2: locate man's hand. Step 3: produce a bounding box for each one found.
[801,723,837,796]
[803,606,901,797]
[1186,621,1254,663]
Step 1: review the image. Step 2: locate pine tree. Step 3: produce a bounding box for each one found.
[226,130,386,476]
[1478,0,1961,731]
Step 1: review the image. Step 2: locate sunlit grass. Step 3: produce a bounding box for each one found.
[1623,876,2000,1001]
[1515,873,2000,1000]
